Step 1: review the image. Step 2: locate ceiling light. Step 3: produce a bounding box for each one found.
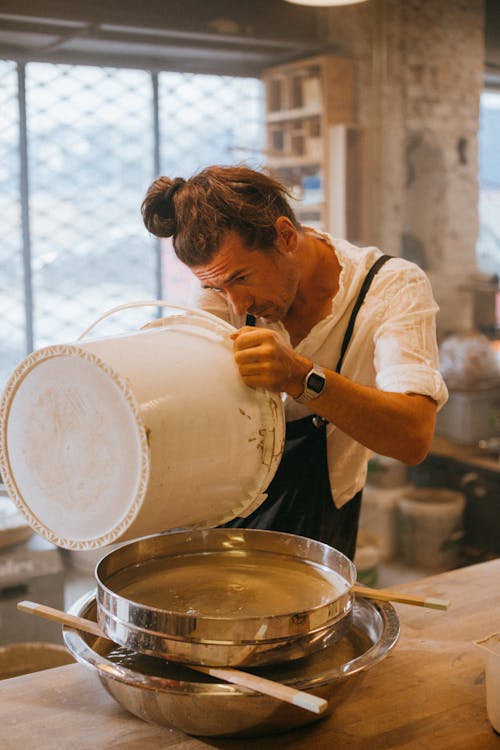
[284,0,369,6]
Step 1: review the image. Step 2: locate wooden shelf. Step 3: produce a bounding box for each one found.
[266,107,322,123]
[262,54,367,241]
[431,435,500,474]
[266,155,322,168]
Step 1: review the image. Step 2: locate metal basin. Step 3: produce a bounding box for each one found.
[64,590,399,738]
[95,529,357,667]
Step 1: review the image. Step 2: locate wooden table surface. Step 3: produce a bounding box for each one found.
[1,559,500,749]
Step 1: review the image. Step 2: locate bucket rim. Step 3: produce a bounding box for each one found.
[0,342,150,550]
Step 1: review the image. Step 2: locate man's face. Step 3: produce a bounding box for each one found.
[190,228,299,322]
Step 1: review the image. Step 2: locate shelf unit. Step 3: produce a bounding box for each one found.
[262,54,367,242]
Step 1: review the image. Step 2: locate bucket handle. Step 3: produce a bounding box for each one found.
[76,300,234,341]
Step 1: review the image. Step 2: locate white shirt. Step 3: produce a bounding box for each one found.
[193,230,448,508]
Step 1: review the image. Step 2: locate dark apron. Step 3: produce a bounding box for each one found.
[222,254,392,560]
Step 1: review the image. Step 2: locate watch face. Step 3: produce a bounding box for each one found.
[307,372,325,394]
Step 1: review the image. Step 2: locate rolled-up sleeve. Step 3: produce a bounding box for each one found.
[373,265,448,409]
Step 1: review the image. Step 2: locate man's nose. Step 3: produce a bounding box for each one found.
[226,288,252,317]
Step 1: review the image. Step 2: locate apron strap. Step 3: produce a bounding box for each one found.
[311,253,393,429]
[334,254,393,374]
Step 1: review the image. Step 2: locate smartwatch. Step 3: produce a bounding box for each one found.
[295,364,326,404]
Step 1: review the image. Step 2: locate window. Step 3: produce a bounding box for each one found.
[477,90,500,276]
[0,60,264,389]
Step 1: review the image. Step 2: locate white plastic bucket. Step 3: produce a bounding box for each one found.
[359,484,411,561]
[0,302,285,550]
[396,488,465,570]
[475,632,500,734]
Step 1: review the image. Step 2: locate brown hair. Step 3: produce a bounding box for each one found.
[141,165,300,266]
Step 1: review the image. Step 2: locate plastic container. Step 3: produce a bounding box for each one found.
[0,642,74,680]
[359,484,412,561]
[475,632,500,734]
[396,488,465,571]
[0,302,285,550]
[435,387,500,444]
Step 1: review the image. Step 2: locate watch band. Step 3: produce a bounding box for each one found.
[295,364,326,404]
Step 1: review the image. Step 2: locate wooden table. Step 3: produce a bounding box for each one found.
[1,560,499,749]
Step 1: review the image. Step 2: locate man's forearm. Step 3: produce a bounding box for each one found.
[300,370,437,465]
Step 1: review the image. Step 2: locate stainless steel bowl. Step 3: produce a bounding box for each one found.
[64,590,399,738]
[95,529,357,667]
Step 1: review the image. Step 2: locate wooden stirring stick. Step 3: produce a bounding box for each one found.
[18,600,105,636]
[353,583,449,611]
[16,600,327,716]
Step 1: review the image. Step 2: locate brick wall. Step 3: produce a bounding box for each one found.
[325,0,485,336]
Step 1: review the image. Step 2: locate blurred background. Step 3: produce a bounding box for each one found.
[0,0,499,384]
[0,0,499,665]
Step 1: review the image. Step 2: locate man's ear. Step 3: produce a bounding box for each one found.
[275,216,298,253]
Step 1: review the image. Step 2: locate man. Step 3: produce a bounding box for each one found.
[141,165,448,558]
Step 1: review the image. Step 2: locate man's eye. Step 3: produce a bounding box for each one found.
[203,285,222,293]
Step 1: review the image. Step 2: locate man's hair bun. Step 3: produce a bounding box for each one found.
[141,177,186,237]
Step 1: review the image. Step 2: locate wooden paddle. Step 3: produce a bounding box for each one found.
[352,584,449,611]
[16,600,328,715]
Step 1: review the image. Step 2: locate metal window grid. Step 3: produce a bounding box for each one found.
[0,60,264,389]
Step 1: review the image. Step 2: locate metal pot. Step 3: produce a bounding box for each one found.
[64,589,399,738]
[95,529,357,667]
